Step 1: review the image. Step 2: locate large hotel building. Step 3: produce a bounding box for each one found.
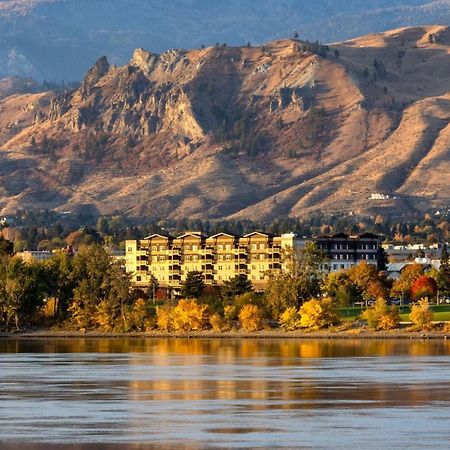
[125,232,381,291]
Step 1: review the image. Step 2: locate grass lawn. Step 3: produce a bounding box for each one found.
[339,305,450,323]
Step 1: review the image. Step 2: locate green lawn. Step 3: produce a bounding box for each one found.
[339,305,450,323]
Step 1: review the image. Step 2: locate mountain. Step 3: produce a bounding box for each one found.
[1,1,450,80]
[0,25,449,220]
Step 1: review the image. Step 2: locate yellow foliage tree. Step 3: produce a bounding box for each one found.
[171,299,209,332]
[279,307,300,331]
[409,298,433,331]
[156,305,174,332]
[239,304,264,332]
[298,297,339,330]
[128,298,152,331]
[209,313,225,332]
[362,298,400,330]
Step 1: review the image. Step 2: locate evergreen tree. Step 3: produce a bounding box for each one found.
[180,271,205,299]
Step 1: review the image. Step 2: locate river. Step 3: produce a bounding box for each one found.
[0,338,449,449]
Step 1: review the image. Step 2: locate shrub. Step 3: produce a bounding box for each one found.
[298,298,339,330]
[279,307,300,331]
[171,299,209,332]
[209,313,225,332]
[224,304,238,327]
[127,298,150,331]
[239,304,264,332]
[361,298,399,330]
[409,298,433,331]
[156,304,173,332]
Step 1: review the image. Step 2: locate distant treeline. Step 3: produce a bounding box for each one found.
[1,208,448,252]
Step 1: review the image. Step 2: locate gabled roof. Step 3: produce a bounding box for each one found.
[208,232,239,239]
[177,232,205,240]
[144,233,173,240]
[243,231,272,238]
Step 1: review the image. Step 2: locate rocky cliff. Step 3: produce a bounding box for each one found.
[0,26,449,219]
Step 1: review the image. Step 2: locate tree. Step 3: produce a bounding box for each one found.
[391,263,424,301]
[410,276,437,301]
[361,298,399,330]
[0,237,14,256]
[239,304,264,331]
[298,298,339,330]
[347,262,387,303]
[146,273,159,303]
[221,275,253,301]
[294,32,299,40]
[264,242,327,318]
[180,271,205,299]
[68,245,132,330]
[409,298,433,330]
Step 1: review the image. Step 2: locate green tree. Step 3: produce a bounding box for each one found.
[264,242,327,318]
[221,274,253,301]
[180,271,205,299]
[146,273,159,303]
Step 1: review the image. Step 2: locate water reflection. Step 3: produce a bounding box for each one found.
[0,338,450,449]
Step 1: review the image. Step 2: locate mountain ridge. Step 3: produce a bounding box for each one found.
[1,0,450,80]
[0,25,449,220]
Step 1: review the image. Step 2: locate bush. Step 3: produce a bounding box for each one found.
[224,304,238,329]
[209,313,226,332]
[239,304,264,332]
[171,299,209,332]
[156,304,173,332]
[127,298,151,331]
[361,298,400,330]
[409,298,433,331]
[298,298,339,330]
[279,307,300,331]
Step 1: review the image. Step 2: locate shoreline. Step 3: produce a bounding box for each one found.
[1,329,449,340]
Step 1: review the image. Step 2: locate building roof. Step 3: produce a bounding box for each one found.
[144,233,173,240]
[208,232,239,239]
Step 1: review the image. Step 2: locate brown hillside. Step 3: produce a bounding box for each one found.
[0,26,449,219]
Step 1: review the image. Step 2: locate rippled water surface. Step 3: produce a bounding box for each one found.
[1,338,450,449]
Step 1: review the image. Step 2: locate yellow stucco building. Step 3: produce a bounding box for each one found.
[125,232,299,291]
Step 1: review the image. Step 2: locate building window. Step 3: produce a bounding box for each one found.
[218,245,223,250]
[226,244,231,250]
[259,244,265,250]
[251,244,257,250]
[218,266,223,270]
[218,255,224,261]
[152,246,158,251]
[192,245,198,251]
[127,247,132,252]
[259,254,265,260]
[225,255,232,261]
[136,276,141,281]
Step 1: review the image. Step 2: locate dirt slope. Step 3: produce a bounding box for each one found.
[0,25,449,219]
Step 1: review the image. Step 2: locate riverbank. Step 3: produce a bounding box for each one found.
[1,329,450,340]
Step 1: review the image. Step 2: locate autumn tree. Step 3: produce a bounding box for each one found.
[361,298,400,330]
[409,298,433,330]
[410,276,437,301]
[298,297,339,330]
[391,263,424,300]
[264,242,327,318]
[239,304,264,332]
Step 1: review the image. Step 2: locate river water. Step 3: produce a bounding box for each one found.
[0,338,449,449]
